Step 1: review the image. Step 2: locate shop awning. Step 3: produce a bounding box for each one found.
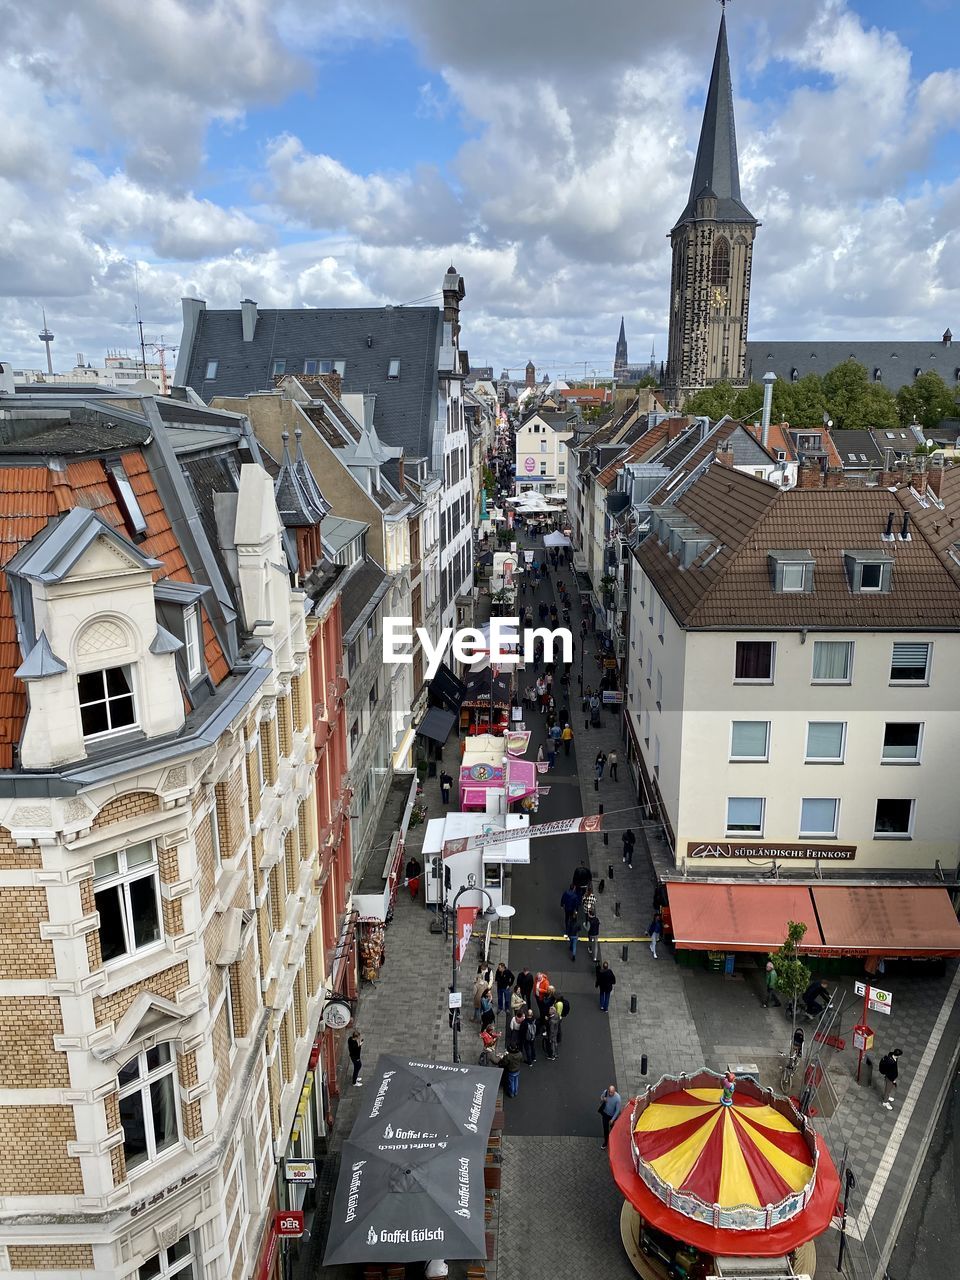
[669,881,960,957]
[812,885,960,956]
[429,662,465,712]
[415,706,456,744]
[669,883,823,953]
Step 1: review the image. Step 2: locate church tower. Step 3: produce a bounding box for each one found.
[666,9,758,401]
[614,317,629,381]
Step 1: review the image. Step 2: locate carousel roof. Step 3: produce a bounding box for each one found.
[634,1082,815,1213]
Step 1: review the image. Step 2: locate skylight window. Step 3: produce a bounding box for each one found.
[204,360,218,380]
[108,464,147,537]
[387,359,401,380]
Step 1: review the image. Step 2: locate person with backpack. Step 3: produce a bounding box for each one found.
[596,961,616,1012]
[879,1048,903,1110]
[553,991,571,1044]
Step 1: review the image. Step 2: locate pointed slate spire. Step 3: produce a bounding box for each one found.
[618,316,626,345]
[675,11,756,227]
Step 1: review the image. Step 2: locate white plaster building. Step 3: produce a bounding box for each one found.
[514,410,576,500]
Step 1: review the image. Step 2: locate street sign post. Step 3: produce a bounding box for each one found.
[853,983,892,1080]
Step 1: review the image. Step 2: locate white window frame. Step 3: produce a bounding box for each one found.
[118,1043,182,1174]
[726,796,765,837]
[729,721,770,762]
[78,664,139,740]
[93,841,163,966]
[882,722,923,764]
[138,1232,196,1280]
[805,721,847,763]
[799,797,839,838]
[780,562,806,593]
[859,562,883,592]
[889,642,931,685]
[811,640,853,684]
[874,797,915,839]
[733,640,776,684]
[204,360,218,380]
[183,605,202,682]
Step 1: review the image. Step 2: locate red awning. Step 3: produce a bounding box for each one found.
[812,886,960,956]
[669,883,823,953]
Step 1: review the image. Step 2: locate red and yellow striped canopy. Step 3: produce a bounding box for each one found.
[633,1086,814,1210]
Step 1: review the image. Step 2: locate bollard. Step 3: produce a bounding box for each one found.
[598,878,605,894]
[594,778,598,791]
[608,864,614,880]
[614,900,621,918]
[630,994,638,1013]
[603,827,609,845]
[640,1053,648,1076]
[621,944,628,962]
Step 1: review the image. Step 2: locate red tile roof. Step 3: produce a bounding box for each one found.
[0,453,228,769]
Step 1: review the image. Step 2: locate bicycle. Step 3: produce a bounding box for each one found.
[779,1027,805,1091]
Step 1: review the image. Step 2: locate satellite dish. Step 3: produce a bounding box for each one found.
[926,439,934,449]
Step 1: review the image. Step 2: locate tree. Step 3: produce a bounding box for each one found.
[683,380,737,420]
[731,382,764,420]
[636,374,658,389]
[786,374,828,428]
[822,361,898,429]
[896,371,959,431]
[773,920,811,1049]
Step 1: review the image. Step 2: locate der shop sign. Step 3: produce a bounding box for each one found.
[686,841,856,862]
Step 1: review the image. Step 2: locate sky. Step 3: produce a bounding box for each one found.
[1,0,958,384]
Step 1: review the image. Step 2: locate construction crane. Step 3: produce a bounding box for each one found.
[145,336,179,396]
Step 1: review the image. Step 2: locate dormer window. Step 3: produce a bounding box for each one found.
[271,359,286,377]
[874,368,883,382]
[183,605,202,681]
[768,550,814,594]
[790,367,799,382]
[78,665,138,738]
[843,551,892,594]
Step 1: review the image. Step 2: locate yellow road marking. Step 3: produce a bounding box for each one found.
[487,932,652,942]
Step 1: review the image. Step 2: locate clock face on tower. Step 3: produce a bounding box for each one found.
[712,287,726,308]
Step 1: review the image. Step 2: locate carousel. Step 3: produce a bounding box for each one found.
[608,1071,840,1280]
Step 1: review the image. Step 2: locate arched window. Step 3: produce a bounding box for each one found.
[710,236,730,287]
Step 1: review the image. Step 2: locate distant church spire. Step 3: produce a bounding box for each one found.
[666,7,759,401]
[614,318,628,380]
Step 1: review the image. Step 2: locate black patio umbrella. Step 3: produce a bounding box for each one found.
[323,1138,488,1264]
[350,1056,501,1149]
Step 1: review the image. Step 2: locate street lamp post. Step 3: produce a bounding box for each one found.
[450,874,515,1064]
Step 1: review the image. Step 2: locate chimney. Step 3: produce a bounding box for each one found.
[928,459,944,498]
[884,511,895,538]
[716,443,734,468]
[761,371,776,448]
[798,457,822,490]
[666,416,689,442]
[240,298,258,343]
[318,370,342,400]
[824,466,844,489]
[442,265,465,345]
[901,511,911,540]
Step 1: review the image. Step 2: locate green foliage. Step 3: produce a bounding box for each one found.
[821,362,899,429]
[482,466,495,493]
[773,921,811,1007]
[683,381,737,419]
[636,374,659,388]
[896,370,959,430]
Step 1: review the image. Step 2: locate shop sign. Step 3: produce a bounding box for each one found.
[322,998,353,1029]
[448,991,462,1009]
[601,689,623,703]
[290,1071,315,1144]
[275,1210,305,1238]
[686,841,856,862]
[284,1158,316,1184]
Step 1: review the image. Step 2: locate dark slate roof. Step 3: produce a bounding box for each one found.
[0,408,150,454]
[831,430,884,467]
[674,13,756,227]
[340,557,391,638]
[182,305,442,461]
[746,341,960,393]
[637,463,960,630]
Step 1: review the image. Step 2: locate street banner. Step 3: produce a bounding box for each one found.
[505,731,531,755]
[456,907,475,964]
[444,814,601,857]
[602,690,623,704]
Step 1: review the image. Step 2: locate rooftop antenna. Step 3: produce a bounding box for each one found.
[145,335,178,396]
[38,308,55,376]
[134,264,148,379]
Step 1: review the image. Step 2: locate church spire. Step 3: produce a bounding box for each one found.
[675,10,755,227]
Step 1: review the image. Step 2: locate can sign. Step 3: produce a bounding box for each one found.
[284,1158,315,1184]
[275,1210,304,1238]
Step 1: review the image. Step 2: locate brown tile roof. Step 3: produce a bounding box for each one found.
[0,453,228,768]
[595,421,674,489]
[636,463,960,630]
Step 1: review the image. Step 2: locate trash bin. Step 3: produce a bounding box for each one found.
[863,1055,874,1088]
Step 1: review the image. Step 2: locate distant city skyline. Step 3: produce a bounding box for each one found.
[1,0,958,382]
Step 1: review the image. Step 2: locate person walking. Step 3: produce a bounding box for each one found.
[439,771,453,804]
[762,959,782,1008]
[648,913,662,959]
[562,723,574,756]
[586,908,601,962]
[599,1084,622,1149]
[348,1028,364,1085]
[561,882,580,925]
[494,962,515,1013]
[621,828,636,868]
[522,1008,538,1066]
[582,886,598,920]
[546,739,557,771]
[596,961,616,1012]
[608,749,618,781]
[473,967,490,1022]
[499,1046,523,1097]
[594,750,607,780]
[566,904,580,961]
[572,861,592,901]
[405,855,422,899]
[545,1005,560,1061]
[879,1048,903,1110]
